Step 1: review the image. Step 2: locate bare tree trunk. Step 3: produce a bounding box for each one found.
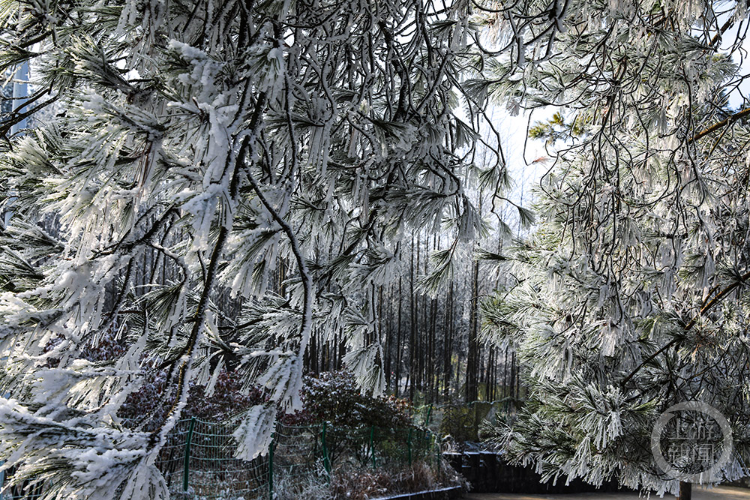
[338,332,346,370]
[395,277,403,397]
[515,350,521,401]
[313,331,319,376]
[442,282,453,401]
[332,330,337,371]
[416,232,423,394]
[485,345,493,401]
[384,284,392,392]
[432,298,438,400]
[419,233,429,394]
[428,295,437,403]
[305,328,313,373]
[466,259,480,402]
[503,347,508,400]
[510,350,516,409]
[678,482,692,500]
[409,232,417,400]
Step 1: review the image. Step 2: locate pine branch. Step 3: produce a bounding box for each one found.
[709,17,735,48]
[153,92,268,444]
[243,158,314,409]
[153,217,228,442]
[688,107,750,144]
[0,95,58,139]
[621,269,750,388]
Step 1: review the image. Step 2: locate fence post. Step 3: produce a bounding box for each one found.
[183,417,196,493]
[370,426,376,469]
[268,434,275,500]
[407,428,412,467]
[424,404,433,428]
[434,433,440,473]
[321,422,331,482]
[473,401,479,440]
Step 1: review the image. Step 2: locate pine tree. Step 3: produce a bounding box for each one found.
[0,0,522,497]
[476,0,750,497]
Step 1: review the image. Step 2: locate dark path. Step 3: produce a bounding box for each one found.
[465,485,750,499]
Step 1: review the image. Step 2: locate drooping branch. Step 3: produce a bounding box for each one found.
[152,92,268,444]
[621,269,750,388]
[688,107,750,144]
[242,162,313,409]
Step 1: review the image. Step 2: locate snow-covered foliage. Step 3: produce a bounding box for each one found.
[475,0,750,495]
[0,0,514,497]
[300,371,413,428]
[118,369,266,431]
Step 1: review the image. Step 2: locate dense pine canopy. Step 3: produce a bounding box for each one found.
[1,0,750,498]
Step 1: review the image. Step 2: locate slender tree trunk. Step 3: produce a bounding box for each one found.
[429,296,437,403]
[678,482,691,500]
[493,349,498,400]
[395,277,403,397]
[333,330,338,371]
[409,232,417,400]
[312,331,319,375]
[384,284,392,391]
[466,259,480,402]
[442,282,453,401]
[486,346,493,401]
[416,232,423,394]
[332,331,337,372]
[515,350,521,401]
[510,350,516,408]
[372,284,384,378]
[338,332,346,370]
[481,348,485,398]
[485,347,491,401]
[503,347,508,399]
[305,328,313,372]
[419,233,429,393]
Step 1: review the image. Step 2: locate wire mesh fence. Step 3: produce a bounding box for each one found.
[161,418,270,500]
[156,420,443,499]
[270,424,324,498]
[1,401,504,499]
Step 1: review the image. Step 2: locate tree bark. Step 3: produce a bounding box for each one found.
[409,232,417,400]
[678,481,692,500]
[430,296,438,401]
[395,276,403,397]
[442,282,453,400]
[384,284,392,391]
[466,259,480,402]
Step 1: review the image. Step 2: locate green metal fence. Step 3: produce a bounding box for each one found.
[157,417,270,500]
[2,401,502,499]
[153,419,442,499]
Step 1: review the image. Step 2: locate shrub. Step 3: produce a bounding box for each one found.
[119,369,265,429]
[300,371,412,428]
